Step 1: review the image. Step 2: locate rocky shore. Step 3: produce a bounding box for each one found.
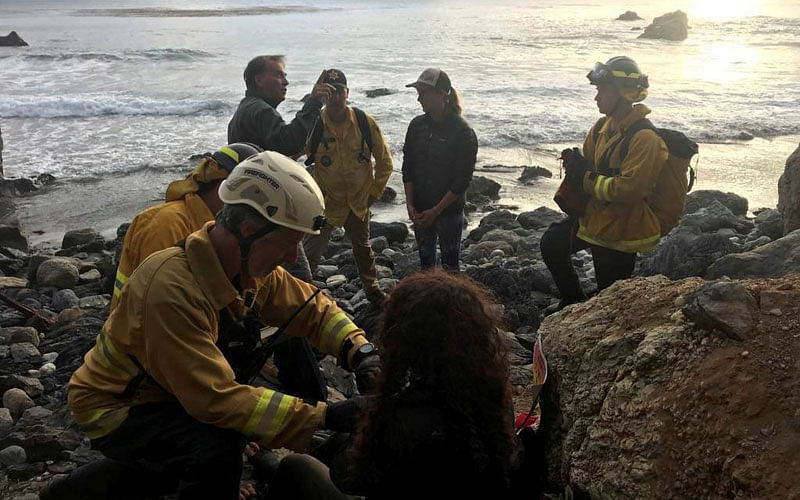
[1,144,799,498]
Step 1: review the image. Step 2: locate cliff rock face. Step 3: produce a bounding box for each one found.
[639,10,689,41]
[778,144,800,235]
[539,275,800,499]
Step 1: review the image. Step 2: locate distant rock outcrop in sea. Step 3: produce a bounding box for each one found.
[615,10,642,21]
[0,32,28,47]
[364,88,396,99]
[639,10,689,41]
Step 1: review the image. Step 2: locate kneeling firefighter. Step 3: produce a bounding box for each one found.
[42,151,380,500]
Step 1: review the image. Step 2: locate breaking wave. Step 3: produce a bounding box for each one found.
[0,95,229,118]
[0,48,215,63]
[74,6,333,17]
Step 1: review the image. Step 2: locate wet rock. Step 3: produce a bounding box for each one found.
[0,375,44,398]
[370,236,389,254]
[517,207,564,230]
[638,226,741,279]
[463,240,514,264]
[78,294,109,309]
[42,352,58,363]
[706,229,800,279]
[326,275,347,288]
[319,357,356,398]
[683,280,756,340]
[680,201,752,234]
[313,265,339,281]
[0,276,28,289]
[0,407,12,432]
[19,406,53,425]
[39,362,56,376]
[3,388,35,419]
[369,221,409,245]
[467,175,501,200]
[638,10,689,41]
[750,208,783,241]
[0,445,27,466]
[36,258,79,289]
[0,31,28,47]
[378,186,397,203]
[684,190,748,216]
[778,143,800,235]
[4,327,40,347]
[61,228,103,250]
[616,10,643,20]
[0,221,28,252]
[477,209,519,231]
[78,268,102,283]
[51,289,80,312]
[364,88,395,98]
[518,166,553,184]
[10,343,41,363]
[7,462,45,480]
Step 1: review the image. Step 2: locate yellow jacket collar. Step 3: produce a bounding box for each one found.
[184,221,238,310]
[609,104,651,134]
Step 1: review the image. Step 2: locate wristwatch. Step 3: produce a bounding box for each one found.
[340,338,378,370]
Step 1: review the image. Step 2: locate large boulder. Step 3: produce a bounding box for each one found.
[0,31,28,47]
[637,225,741,279]
[518,166,553,184]
[0,219,28,252]
[517,207,564,230]
[778,143,800,235]
[369,221,408,246]
[539,274,800,498]
[638,10,689,41]
[706,229,800,279]
[684,190,748,216]
[61,228,104,251]
[467,175,501,200]
[680,200,753,234]
[35,257,80,289]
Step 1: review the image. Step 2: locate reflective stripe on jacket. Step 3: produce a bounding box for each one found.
[70,222,367,451]
[578,104,669,253]
[111,193,213,310]
[308,107,393,226]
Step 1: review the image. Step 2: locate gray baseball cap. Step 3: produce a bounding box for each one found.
[405,67,452,93]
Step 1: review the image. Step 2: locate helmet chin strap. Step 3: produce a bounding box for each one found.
[220,218,278,281]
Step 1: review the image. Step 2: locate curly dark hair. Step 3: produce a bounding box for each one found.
[348,269,515,489]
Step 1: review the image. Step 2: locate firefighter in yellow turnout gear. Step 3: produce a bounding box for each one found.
[111,143,262,310]
[541,56,669,315]
[54,152,377,500]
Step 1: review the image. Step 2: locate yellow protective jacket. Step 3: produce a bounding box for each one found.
[308,107,393,227]
[579,104,669,253]
[112,156,230,310]
[70,222,368,451]
[111,193,213,310]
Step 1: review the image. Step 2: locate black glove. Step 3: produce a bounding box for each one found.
[324,396,372,433]
[561,147,590,188]
[354,352,381,394]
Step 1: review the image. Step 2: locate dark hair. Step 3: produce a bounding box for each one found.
[349,269,515,484]
[215,203,275,237]
[243,55,285,90]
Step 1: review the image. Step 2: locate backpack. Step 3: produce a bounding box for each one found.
[304,107,373,167]
[593,117,698,235]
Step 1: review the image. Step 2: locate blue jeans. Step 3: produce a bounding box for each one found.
[413,210,464,271]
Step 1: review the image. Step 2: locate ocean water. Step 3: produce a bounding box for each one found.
[1,0,799,245]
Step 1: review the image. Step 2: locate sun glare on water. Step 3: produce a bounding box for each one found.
[687,0,763,20]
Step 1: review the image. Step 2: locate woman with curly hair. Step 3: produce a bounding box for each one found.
[333,268,516,498]
[268,269,516,499]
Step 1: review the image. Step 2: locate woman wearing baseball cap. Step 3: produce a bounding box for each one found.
[401,68,477,271]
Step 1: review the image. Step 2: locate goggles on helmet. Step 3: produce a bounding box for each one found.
[587,62,649,89]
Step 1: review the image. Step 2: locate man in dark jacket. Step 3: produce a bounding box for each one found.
[228,55,333,155]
